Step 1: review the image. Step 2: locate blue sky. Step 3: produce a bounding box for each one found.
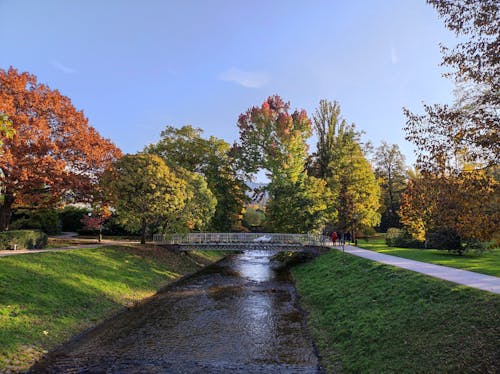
[1,0,458,177]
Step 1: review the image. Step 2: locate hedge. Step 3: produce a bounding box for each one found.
[0,230,48,250]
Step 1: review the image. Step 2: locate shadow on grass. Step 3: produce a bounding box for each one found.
[0,246,210,370]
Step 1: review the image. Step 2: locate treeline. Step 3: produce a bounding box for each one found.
[0,0,498,252]
[0,69,496,253]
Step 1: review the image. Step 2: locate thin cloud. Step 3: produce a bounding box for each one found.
[51,60,77,74]
[218,68,269,88]
[390,45,398,64]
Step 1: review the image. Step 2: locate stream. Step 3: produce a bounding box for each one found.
[32,250,321,373]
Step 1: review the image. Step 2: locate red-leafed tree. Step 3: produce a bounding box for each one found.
[80,206,112,243]
[0,67,122,230]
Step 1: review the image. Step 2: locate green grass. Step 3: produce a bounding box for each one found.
[292,250,500,373]
[356,237,500,277]
[0,245,223,371]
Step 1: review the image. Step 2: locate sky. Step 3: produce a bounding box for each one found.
[0,0,458,180]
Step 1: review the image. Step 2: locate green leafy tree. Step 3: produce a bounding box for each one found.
[242,205,265,230]
[172,167,216,232]
[265,176,336,234]
[236,95,311,183]
[236,96,335,233]
[372,142,407,231]
[146,126,247,231]
[332,143,381,235]
[308,100,360,179]
[310,100,380,236]
[102,154,188,244]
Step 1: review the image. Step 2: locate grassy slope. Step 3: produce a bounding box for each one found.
[357,238,500,277]
[0,245,222,371]
[292,250,500,373]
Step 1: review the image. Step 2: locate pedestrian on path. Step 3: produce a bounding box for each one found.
[345,231,351,244]
[330,231,338,246]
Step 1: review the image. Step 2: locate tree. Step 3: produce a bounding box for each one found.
[236,95,311,183]
[331,142,381,236]
[401,1,499,248]
[172,167,217,232]
[400,169,499,252]
[80,207,111,243]
[146,125,248,231]
[404,0,499,171]
[309,100,380,236]
[265,176,336,234]
[309,100,360,179]
[236,96,334,233]
[372,142,407,231]
[0,67,121,231]
[242,205,265,230]
[101,154,188,244]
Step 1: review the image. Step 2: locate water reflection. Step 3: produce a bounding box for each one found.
[32,250,320,373]
[235,250,276,282]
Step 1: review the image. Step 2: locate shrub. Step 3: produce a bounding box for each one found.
[0,230,48,250]
[426,227,462,253]
[386,228,404,246]
[10,208,61,235]
[386,227,424,248]
[359,226,376,238]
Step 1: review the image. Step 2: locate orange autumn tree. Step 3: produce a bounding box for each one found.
[0,67,121,230]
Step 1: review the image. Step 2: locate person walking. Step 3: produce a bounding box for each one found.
[330,231,338,246]
[345,231,351,244]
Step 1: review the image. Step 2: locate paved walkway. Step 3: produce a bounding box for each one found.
[334,244,500,295]
[0,244,110,257]
[2,238,499,294]
[0,233,139,257]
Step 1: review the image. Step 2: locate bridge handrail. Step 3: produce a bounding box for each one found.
[152,232,330,247]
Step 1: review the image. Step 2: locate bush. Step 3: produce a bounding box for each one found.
[359,226,376,238]
[386,227,424,248]
[0,230,48,250]
[59,206,90,232]
[426,227,462,252]
[10,208,61,235]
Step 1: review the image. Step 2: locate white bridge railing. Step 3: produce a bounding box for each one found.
[152,232,330,247]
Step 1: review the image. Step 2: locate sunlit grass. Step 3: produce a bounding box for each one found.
[357,237,500,277]
[292,250,500,373]
[0,245,223,372]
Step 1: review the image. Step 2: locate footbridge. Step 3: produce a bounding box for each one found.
[152,233,331,251]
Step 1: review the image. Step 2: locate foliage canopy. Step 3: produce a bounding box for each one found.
[0,67,121,231]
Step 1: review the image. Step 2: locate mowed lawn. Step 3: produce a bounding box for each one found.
[356,237,500,277]
[292,250,500,373]
[0,245,222,372]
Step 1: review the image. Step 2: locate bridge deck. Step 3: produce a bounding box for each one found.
[174,243,305,251]
[153,233,331,251]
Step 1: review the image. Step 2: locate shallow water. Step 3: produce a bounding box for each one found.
[32,250,320,373]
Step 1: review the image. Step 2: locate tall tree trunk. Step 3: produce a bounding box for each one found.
[140,219,147,244]
[0,193,14,231]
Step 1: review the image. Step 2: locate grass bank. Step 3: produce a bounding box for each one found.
[357,237,500,277]
[292,250,500,373]
[0,245,223,372]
